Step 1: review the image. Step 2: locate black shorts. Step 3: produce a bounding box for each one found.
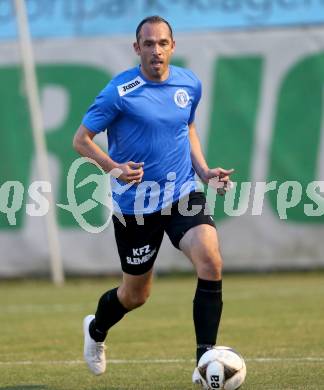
[112,191,216,275]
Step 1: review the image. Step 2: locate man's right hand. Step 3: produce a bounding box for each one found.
[112,161,144,184]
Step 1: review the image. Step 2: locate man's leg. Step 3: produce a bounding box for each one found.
[84,269,154,375]
[179,224,223,364]
[90,269,154,341]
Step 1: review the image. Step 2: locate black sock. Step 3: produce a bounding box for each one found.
[89,287,129,342]
[193,278,223,364]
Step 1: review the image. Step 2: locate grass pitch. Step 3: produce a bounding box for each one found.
[0,272,323,389]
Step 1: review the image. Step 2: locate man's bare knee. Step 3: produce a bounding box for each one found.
[118,270,153,310]
[196,250,223,280]
[118,287,150,310]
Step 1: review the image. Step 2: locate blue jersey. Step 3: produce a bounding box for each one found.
[82,65,201,215]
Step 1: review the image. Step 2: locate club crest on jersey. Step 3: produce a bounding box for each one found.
[174,89,190,108]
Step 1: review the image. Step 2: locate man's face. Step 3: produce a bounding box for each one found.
[134,22,175,82]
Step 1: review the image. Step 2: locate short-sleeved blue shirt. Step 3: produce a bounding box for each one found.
[82,65,201,215]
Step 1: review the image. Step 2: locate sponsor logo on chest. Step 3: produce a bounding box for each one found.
[117,76,146,96]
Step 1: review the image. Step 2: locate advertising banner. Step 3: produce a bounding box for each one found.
[0,27,324,275]
[1,0,324,39]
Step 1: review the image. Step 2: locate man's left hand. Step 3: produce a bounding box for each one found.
[203,167,235,195]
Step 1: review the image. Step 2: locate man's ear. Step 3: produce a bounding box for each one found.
[171,40,176,54]
[133,41,140,55]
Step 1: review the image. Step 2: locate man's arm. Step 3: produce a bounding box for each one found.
[188,122,234,188]
[73,124,144,183]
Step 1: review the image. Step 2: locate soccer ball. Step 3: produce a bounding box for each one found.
[196,346,246,389]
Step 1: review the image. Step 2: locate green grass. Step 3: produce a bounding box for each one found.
[0,272,323,389]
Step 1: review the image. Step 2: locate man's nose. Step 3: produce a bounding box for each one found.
[152,43,161,55]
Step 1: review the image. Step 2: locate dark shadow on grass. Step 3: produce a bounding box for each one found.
[0,386,47,390]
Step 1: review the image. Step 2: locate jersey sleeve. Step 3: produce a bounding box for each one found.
[82,82,122,133]
[188,78,202,125]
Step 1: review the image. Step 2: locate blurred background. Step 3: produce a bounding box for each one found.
[1,0,324,282]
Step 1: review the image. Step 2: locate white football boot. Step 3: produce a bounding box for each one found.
[83,314,106,375]
[192,366,208,388]
[192,367,202,385]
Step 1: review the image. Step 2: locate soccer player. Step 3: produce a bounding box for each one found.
[73,15,234,384]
